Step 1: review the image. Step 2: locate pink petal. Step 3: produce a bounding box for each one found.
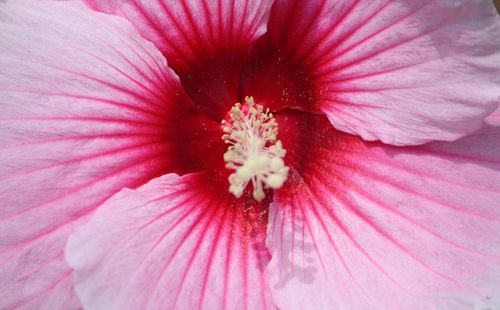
[243,0,500,145]
[267,110,500,309]
[65,172,274,310]
[84,0,274,120]
[0,1,208,308]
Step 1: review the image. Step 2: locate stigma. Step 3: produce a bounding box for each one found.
[222,96,289,202]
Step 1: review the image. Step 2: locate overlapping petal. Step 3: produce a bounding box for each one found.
[243,0,500,145]
[267,110,500,309]
[66,172,274,310]
[0,1,211,308]
[84,0,274,120]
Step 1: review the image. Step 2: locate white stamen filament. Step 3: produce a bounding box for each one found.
[222,96,289,202]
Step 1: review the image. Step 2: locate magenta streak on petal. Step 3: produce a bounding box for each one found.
[291,0,363,66]
[227,1,236,47]
[216,0,224,46]
[78,43,169,99]
[169,201,222,309]
[282,0,328,60]
[0,153,170,247]
[321,98,414,131]
[348,150,500,197]
[3,155,167,224]
[342,174,500,258]
[324,97,387,111]
[198,205,230,308]
[301,180,416,298]
[0,89,167,119]
[276,186,415,304]
[142,195,214,274]
[223,207,238,310]
[179,0,210,57]
[199,0,216,52]
[241,2,268,46]
[128,0,192,67]
[313,154,500,259]
[353,163,500,221]
[316,14,444,82]
[309,188,429,304]
[0,140,169,184]
[335,188,479,294]
[73,48,163,101]
[136,188,203,229]
[41,65,168,111]
[125,34,176,84]
[241,217,250,310]
[136,194,213,303]
[296,192,364,294]
[6,34,172,105]
[319,60,428,85]
[98,37,169,88]
[235,1,250,46]
[300,199,373,300]
[0,116,167,129]
[155,1,204,62]
[0,133,166,151]
[312,0,426,72]
[326,202,417,297]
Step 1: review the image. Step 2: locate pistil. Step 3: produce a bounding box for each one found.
[222,97,289,202]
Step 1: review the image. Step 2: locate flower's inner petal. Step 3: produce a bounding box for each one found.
[242,0,500,145]
[66,172,275,310]
[84,0,274,120]
[0,1,219,308]
[266,110,500,309]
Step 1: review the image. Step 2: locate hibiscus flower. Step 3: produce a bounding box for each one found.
[1,0,500,309]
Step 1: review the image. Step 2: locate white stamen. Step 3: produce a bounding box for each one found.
[222,96,289,202]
